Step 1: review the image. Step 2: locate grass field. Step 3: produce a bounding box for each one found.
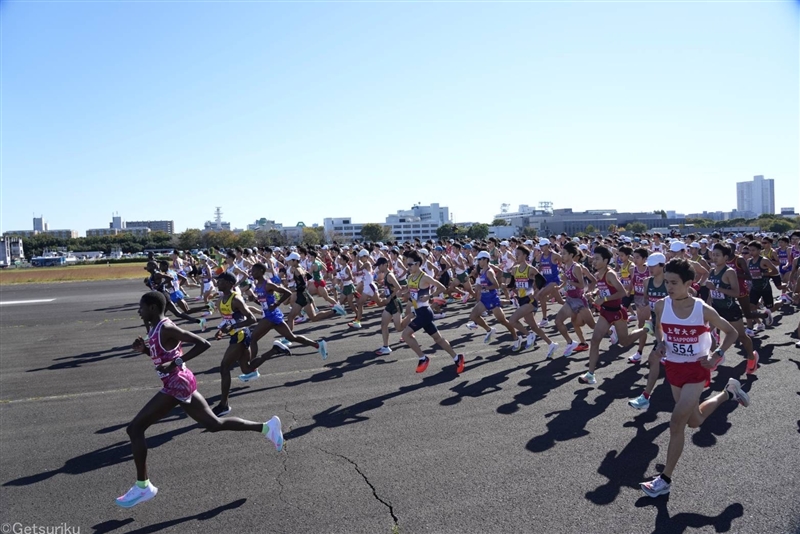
[0,263,149,285]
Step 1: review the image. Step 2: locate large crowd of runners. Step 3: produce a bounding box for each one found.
[116,229,800,508]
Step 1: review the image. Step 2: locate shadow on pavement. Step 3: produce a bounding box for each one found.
[92,498,247,533]
[496,357,583,415]
[27,345,139,372]
[634,497,744,533]
[692,368,755,448]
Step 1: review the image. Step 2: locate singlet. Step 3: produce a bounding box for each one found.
[451,252,466,275]
[337,265,353,285]
[293,268,308,294]
[748,257,768,288]
[148,318,184,379]
[661,297,711,363]
[311,260,325,282]
[632,266,650,297]
[392,259,407,281]
[647,277,668,311]
[166,270,181,293]
[253,280,279,317]
[563,263,584,299]
[478,269,496,295]
[539,253,560,284]
[595,271,621,310]
[619,261,633,293]
[777,248,791,273]
[201,265,213,284]
[407,273,430,309]
[512,265,534,298]
[708,266,735,310]
[218,293,245,329]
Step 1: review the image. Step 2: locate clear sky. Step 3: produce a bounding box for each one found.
[2,1,798,235]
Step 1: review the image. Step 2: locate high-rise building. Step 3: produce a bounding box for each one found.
[33,216,47,232]
[736,175,775,216]
[126,220,175,234]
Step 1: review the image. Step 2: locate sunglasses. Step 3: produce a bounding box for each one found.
[406,263,416,267]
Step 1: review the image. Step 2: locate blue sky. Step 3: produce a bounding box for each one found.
[2,1,798,235]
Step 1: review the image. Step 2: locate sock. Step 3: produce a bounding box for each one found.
[642,392,650,400]
[262,422,269,435]
[136,479,150,489]
[419,356,427,361]
[660,474,672,484]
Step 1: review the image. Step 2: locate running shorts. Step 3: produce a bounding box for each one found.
[229,328,252,347]
[599,305,627,324]
[408,306,438,335]
[480,292,502,311]
[664,360,710,388]
[159,367,197,403]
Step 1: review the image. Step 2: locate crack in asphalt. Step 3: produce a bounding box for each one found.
[317,447,399,529]
[276,403,300,510]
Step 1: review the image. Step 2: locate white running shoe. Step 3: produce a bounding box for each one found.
[526,332,536,349]
[755,322,766,332]
[484,327,496,344]
[546,342,558,359]
[199,318,207,332]
[116,482,158,508]
[265,415,284,452]
[609,326,618,345]
[273,339,292,355]
[375,346,392,355]
[538,319,549,327]
[512,337,523,352]
[725,378,750,407]
[318,339,328,360]
[238,370,260,382]
[640,475,670,498]
[764,309,773,326]
[578,371,597,385]
[433,313,446,320]
[563,341,579,357]
[745,328,755,337]
[295,316,308,324]
[465,322,478,331]
[628,352,642,364]
[332,303,347,316]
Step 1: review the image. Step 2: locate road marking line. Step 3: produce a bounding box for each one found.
[0,299,56,306]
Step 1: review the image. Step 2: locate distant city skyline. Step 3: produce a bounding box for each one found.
[2,2,797,234]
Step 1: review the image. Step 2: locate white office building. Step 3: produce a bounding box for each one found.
[736,175,775,216]
[324,204,451,243]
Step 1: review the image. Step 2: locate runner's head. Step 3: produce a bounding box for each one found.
[251,262,267,279]
[515,245,530,262]
[158,260,169,272]
[406,251,423,274]
[633,247,648,266]
[618,246,633,262]
[476,250,491,268]
[711,243,732,266]
[646,252,666,275]
[664,258,695,298]
[562,242,579,261]
[375,257,390,273]
[747,240,762,257]
[139,291,167,322]
[592,245,612,271]
[216,272,236,292]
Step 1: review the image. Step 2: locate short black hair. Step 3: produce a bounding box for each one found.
[665,258,695,283]
[713,243,732,259]
[141,291,167,314]
[217,272,237,284]
[633,247,649,259]
[594,245,612,263]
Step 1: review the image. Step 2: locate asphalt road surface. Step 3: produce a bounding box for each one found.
[1,280,799,534]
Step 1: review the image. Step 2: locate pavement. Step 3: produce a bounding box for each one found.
[1,279,799,534]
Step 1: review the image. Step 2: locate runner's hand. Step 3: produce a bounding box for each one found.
[132,337,146,353]
[700,353,720,369]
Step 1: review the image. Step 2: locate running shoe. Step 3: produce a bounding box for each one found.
[318,339,328,360]
[526,332,537,349]
[725,378,750,407]
[454,353,465,374]
[563,342,579,357]
[416,356,430,373]
[375,346,392,356]
[264,415,284,452]
[780,294,792,304]
[199,318,207,332]
[574,343,589,353]
[332,303,347,316]
[347,321,362,329]
[273,339,292,355]
[207,301,216,313]
[764,309,773,327]
[628,352,642,364]
[539,319,549,327]
[745,328,755,337]
[484,327,496,344]
[546,342,558,359]
[238,370,260,382]
[796,340,800,349]
[746,351,759,375]
[578,372,597,385]
[640,475,670,498]
[213,404,231,417]
[481,311,488,317]
[755,322,766,332]
[433,313,446,320]
[461,292,470,304]
[295,316,309,324]
[629,394,650,410]
[465,322,478,331]
[115,482,158,508]
[644,320,654,336]
[278,338,293,347]
[512,337,523,352]
[609,326,618,345]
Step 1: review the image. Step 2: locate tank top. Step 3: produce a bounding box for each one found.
[293,269,308,293]
[708,266,735,309]
[596,271,621,310]
[312,260,325,282]
[393,259,407,280]
[661,297,711,362]
[777,248,790,273]
[539,253,560,284]
[218,293,245,327]
[748,257,768,288]
[407,273,430,309]
[512,265,534,298]
[647,277,668,311]
[619,261,633,293]
[632,266,650,296]
[479,269,497,295]
[253,280,278,316]
[166,270,181,293]
[564,263,584,298]
[337,265,353,285]
[148,318,184,379]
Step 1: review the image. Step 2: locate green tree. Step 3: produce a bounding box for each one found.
[178,229,203,251]
[519,226,537,238]
[584,224,596,234]
[467,223,490,240]
[436,224,455,239]
[767,219,794,234]
[491,218,509,226]
[256,229,287,247]
[360,223,389,243]
[236,230,256,248]
[627,222,648,234]
[302,227,324,246]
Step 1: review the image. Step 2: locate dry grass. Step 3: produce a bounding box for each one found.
[0,263,150,285]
